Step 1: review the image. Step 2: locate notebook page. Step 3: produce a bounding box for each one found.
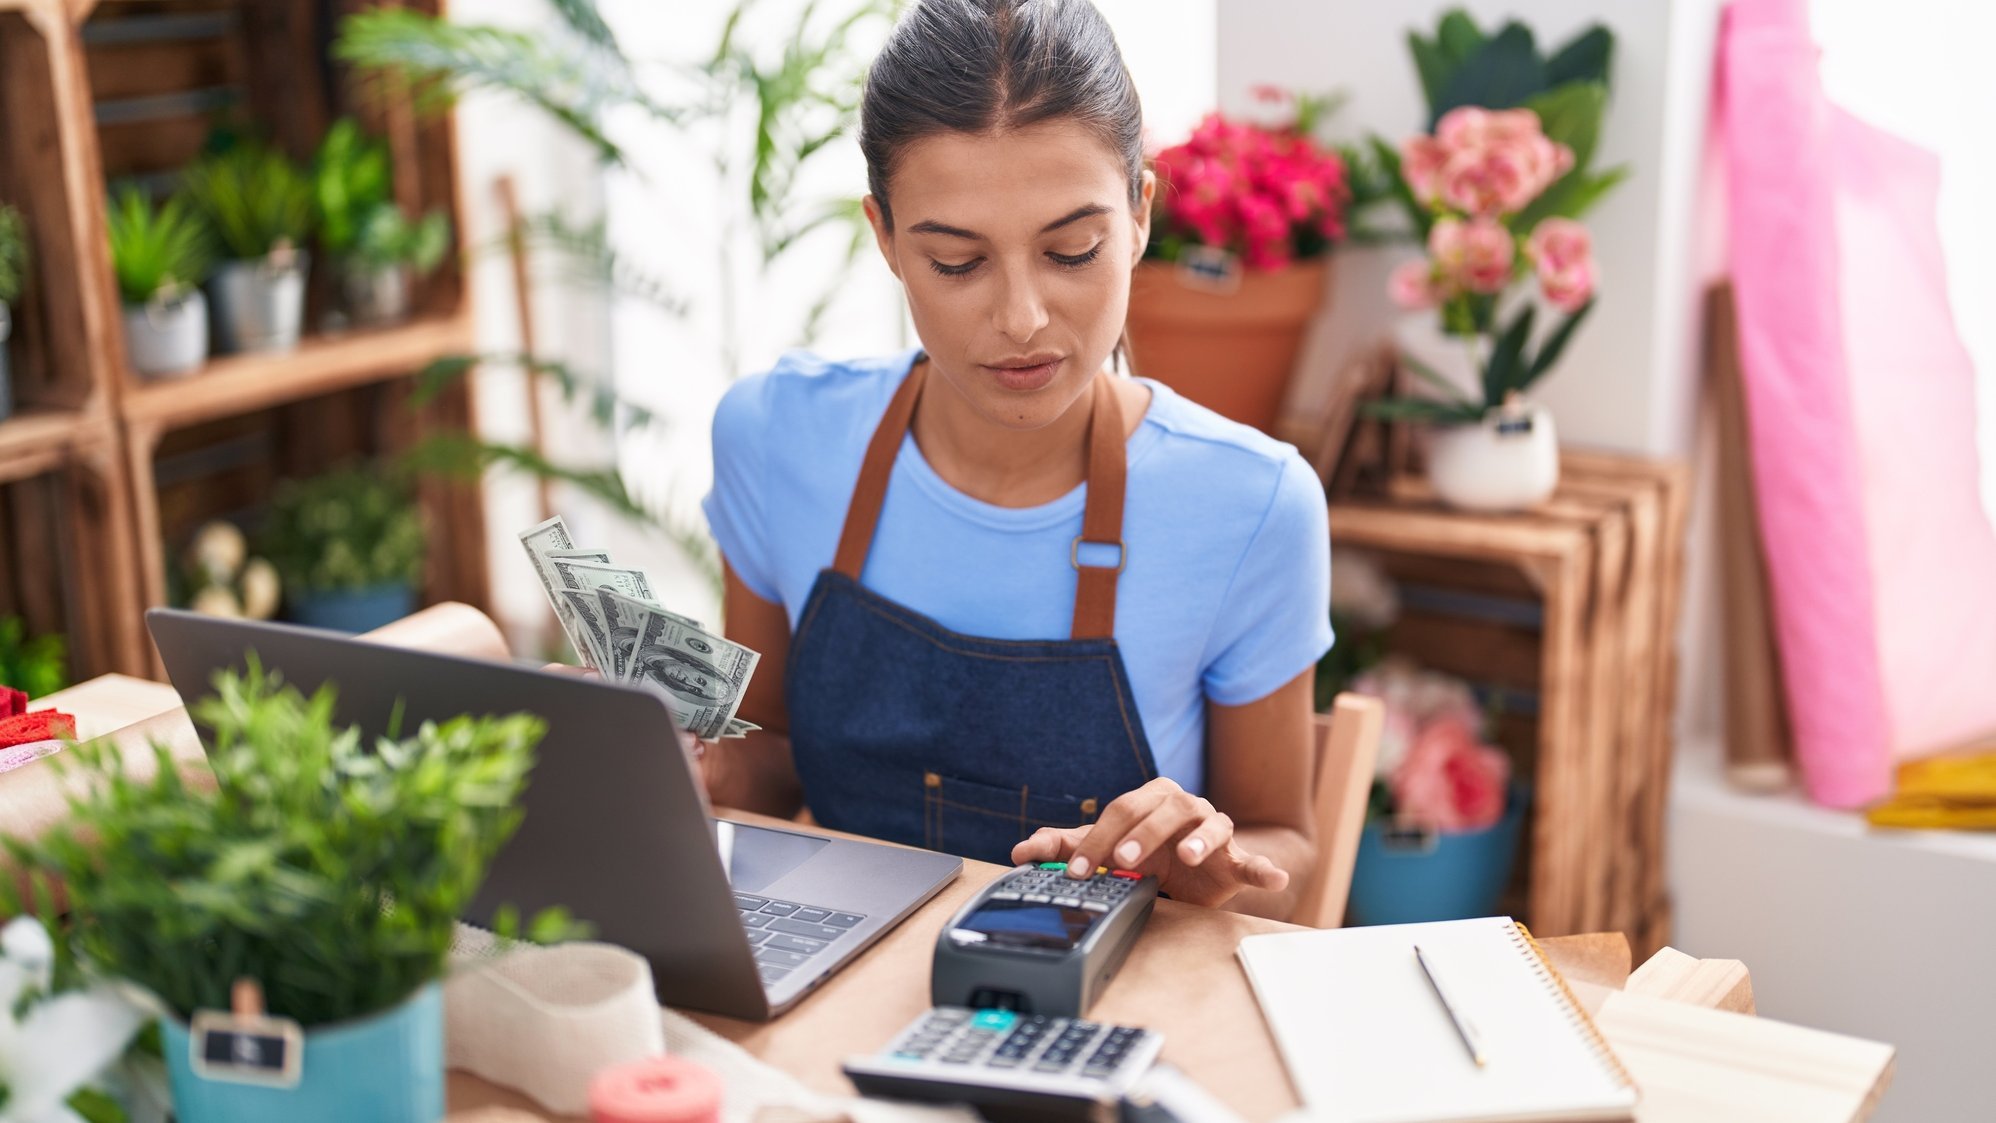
[1239,917,1635,1123]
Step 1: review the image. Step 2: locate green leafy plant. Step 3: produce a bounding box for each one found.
[0,616,66,697]
[182,140,316,261]
[260,465,427,594]
[353,204,453,274]
[310,117,394,257]
[1,662,578,1026]
[0,203,28,305]
[104,188,213,305]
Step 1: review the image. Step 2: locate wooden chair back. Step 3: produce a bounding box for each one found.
[1290,692,1384,929]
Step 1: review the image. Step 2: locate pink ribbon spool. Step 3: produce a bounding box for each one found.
[589,1056,724,1123]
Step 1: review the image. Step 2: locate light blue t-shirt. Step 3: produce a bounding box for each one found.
[701,349,1333,794]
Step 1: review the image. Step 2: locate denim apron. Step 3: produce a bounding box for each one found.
[785,360,1159,865]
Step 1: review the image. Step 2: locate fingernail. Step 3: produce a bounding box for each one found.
[1183,838,1206,859]
[1068,857,1090,876]
[1116,840,1140,865]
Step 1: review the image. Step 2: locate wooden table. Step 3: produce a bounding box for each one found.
[7,675,1751,1123]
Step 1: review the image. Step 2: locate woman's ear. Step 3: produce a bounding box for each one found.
[863,195,901,280]
[1132,169,1157,264]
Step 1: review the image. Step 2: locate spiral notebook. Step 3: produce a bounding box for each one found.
[1238,917,1638,1123]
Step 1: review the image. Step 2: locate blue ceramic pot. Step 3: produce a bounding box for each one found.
[1346,784,1529,926]
[286,583,416,634]
[161,982,443,1123]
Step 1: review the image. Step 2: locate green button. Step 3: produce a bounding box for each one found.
[972,1009,1018,1031]
[1038,862,1069,870]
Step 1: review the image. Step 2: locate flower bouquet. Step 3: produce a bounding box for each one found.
[1126,89,1353,432]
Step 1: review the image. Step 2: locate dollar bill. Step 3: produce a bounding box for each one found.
[558,589,615,674]
[518,516,604,670]
[594,586,711,681]
[628,608,761,740]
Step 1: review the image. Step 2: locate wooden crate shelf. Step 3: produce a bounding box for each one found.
[1331,452,1688,951]
[121,314,472,432]
[0,0,486,685]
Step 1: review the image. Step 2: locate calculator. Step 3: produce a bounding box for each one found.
[932,863,1160,1017]
[842,1006,1165,1120]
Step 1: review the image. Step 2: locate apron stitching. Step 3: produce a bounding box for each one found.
[834,574,1119,656]
[1019,784,1029,844]
[931,795,1090,821]
[845,592,1116,663]
[1105,659,1154,781]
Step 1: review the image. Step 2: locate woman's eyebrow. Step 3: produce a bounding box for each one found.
[906,203,1113,241]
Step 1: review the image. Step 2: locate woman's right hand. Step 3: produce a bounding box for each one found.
[677,730,720,795]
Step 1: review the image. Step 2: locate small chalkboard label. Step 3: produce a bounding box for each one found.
[189,980,303,1088]
[1174,245,1244,294]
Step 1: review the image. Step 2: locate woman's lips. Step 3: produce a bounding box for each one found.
[985,357,1062,392]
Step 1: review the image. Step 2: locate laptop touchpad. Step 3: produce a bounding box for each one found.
[717,822,830,893]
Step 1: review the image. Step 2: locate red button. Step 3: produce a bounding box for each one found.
[1111,869,1142,880]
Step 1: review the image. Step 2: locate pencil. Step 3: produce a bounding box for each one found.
[1414,944,1488,1068]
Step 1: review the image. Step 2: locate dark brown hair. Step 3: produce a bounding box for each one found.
[859,0,1145,230]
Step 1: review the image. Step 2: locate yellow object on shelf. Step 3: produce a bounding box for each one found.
[1866,750,1996,829]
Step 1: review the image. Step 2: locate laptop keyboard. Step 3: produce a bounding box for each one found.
[734,893,868,984]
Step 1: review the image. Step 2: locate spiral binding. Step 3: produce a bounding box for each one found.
[1509,922,1638,1092]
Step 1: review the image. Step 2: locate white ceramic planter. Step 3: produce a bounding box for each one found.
[1392,314,1562,512]
[211,255,307,354]
[1427,403,1561,512]
[123,290,210,379]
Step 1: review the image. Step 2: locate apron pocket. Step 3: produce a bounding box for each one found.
[922,770,1101,859]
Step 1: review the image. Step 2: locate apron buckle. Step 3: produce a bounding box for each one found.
[1070,536,1126,574]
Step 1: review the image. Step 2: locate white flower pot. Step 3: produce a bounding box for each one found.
[123,290,210,379]
[210,254,307,354]
[342,263,411,327]
[1428,404,1561,512]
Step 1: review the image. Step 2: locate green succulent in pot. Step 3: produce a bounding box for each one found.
[311,118,453,327]
[183,140,316,354]
[106,187,214,379]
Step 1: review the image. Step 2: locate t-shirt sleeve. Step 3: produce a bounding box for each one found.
[701,372,782,603]
[1200,451,1335,706]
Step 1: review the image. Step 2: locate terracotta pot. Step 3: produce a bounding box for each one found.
[1123,257,1330,433]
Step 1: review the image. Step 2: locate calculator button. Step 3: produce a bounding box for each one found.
[734,894,769,910]
[792,907,832,923]
[755,948,809,968]
[760,902,800,916]
[971,1009,1018,1031]
[765,934,827,955]
[1052,896,1083,908]
[824,912,866,928]
[769,918,843,940]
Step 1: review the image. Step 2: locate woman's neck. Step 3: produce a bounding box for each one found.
[911,361,1122,509]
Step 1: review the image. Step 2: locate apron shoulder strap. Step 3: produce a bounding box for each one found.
[830,359,1129,641]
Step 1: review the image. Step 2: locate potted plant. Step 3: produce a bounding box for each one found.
[1362,11,1626,512]
[1127,88,1352,433]
[0,203,26,423]
[106,187,214,380]
[183,140,314,354]
[311,118,452,328]
[1346,655,1525,926]
[261,465,426,633]
[1,663,567,1123]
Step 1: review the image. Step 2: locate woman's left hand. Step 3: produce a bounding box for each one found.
[1008,778,1289,908]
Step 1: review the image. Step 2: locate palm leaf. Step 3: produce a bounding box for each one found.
[410,352,661,433]
[1521,298,1595,392]
[1361,397,1486,425]
[1481,304,1536,407]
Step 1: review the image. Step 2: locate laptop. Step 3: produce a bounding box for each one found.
[146,608,962,1020]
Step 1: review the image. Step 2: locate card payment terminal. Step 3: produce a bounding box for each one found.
[931,863,1159,1017]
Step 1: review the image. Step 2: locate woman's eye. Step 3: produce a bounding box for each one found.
[928,258,983,277]
[1049,245,1103,269]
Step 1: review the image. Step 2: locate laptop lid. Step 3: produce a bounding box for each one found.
[145,608,776,1019]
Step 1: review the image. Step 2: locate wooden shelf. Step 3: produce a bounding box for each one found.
[0,408,107,482]
[120,314,473,433]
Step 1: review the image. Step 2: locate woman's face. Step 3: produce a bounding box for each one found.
[866,122,1154,430]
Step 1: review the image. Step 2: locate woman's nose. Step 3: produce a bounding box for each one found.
[992,269,1051,343]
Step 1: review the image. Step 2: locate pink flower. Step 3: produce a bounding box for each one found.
[1149,109,1351,272]
[1400,135,1449,205]
[1529,218,1595,312]
[1390,713,1511,832]
[1428,217,1514,294]
[1389,260,1444,309]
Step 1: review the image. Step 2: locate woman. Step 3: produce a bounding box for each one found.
[699,0,1331,919]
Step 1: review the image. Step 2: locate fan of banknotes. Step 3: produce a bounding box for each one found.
[519,515,762,740]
